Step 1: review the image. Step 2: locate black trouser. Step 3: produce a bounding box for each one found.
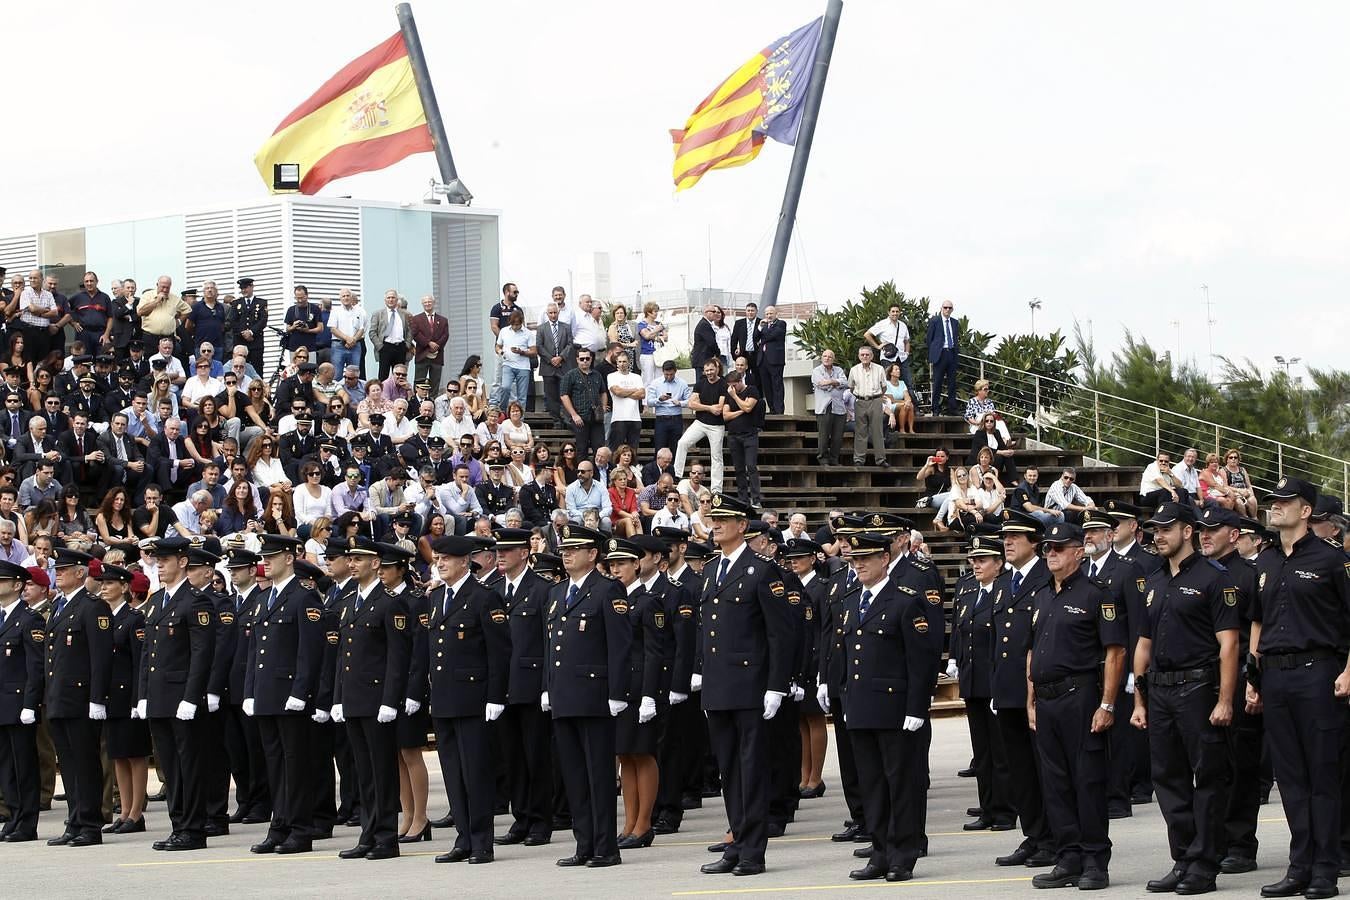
[931,349,958,414]
[310,719,338,833]
[224,703,266,816]
[201,707,230,829]
[553,715,617,859]
[762,365,785,415]
[607,419,639,452]
[996,706,1052,852]
[1224,689,1263,860]
[1148,678,1230,878]
[434,715,494,855]
[766,695,800,827]
[344,715,400,849]
[852,727,919,872]
[1263,657,1343,882]
[652,417,683,457]
[49,716,103,838]
[257,714,313,843]
[542,374,564,424]
[376,342,406,382]
[1107,680,1139,813]
[728,431,761,507]
[334,725,359,821]
[906,719,933,855]
[655,696,702,826]
[965,697,1014,825]
[1034,685,1111,873]
[500,702,552,839]
[830,691,865,828]
[414,360,443,397]
[568,418,605,463]
[20,323,49,365]
[816,411,845,464]
[0,723,39,836]
[707,707,770,865]
[149,715,207,840]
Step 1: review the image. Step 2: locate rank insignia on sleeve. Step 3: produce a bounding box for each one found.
[418,613,430,627]
[306,608,322,622]
[1136,578,1146,593]
[1146,589,1155,608]
[654,612,665,629]
[1032,609,1039,627]
[197,611,210,626]
[959,605,967,619]
[97,616,110,630]
[787,591,801,606]
[678,605,693,619]
[1101,603,1116,622]
[805,607,814,621]
[829,583,837,597]
[1344,562,1350,580]
[30,629,44,643]
[393,614,406,631]
[133,629,144,642]
[1223,587,1238,607]
[219,612,235,625]
[490,609,507,624]
[327,631,339,645]
[549,601,558,617]
[612,598,629,615]
[770,581,784,597]
[340,606,347,622]
[913,617,929,633]
[1259,572,1267,591]
[925,590,941,606]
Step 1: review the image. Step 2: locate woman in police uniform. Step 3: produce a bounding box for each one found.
[100,563,151,834]
[383,546,433,844]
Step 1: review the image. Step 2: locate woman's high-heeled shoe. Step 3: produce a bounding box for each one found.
[617,829,654,850]
[398,823,432,843]
[799,782,827,799]
[116,817,146,834]
[102,818,124,834]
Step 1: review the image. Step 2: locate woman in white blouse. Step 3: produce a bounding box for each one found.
[294,462,333,525]
[504,446,533,490]
[712,306,733,369]
[247,435,292,496]
[498,401,533,453]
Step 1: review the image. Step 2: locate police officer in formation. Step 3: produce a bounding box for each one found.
[0,562,44,841]
[223,547,271,825]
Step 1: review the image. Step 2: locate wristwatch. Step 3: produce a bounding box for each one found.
[1099,702,1115,713]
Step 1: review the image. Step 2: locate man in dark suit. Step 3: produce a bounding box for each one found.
[757,306,787,415]
[690,306,721,371]
[98,411,150,499]
[0,562,45,842]
[226,278,268,375]
[149,416,196,503]
[1,392,30,456]
[924,300,961,415]
[13,417,61,482]
[58,413,107,503]
[536,301,574,428]
[409,295,450,392]
[730,302,762,378]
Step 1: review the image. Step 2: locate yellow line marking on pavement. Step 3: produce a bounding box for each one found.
[673,875,1033,895]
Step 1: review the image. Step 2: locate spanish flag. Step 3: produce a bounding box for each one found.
[670,18,823,192]
[254,33,435,194]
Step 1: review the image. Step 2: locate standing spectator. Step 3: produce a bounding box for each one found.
[550,284,577,333]
[327,288,368,377]
[846,346,888,468]
[924,299,960,415]
[69,271,113,352]
[409,294,448,390]
[1043,467,1095,523]
[608,305,639,371]
[573,295,608,356]
[559,348,607,462]
[108,278,138,356]
[645,361,689,456]
[724,359,764,508]
[495,308,536,409]
[18,270,59,363]
[811,349,848,466]
[536,301,574,428]
[368,289,413,381]
[730,302,761,379]
[865,302,913,391]
[636,301,667,385]
[675,359,728,495]
[691,305,720,371]
[757,305,787,415]
[711,306,733,370]
[186,282,227,354]
[139,275,191,349]
[282,286,323,362]
[226,278,269,375]
[606,352,644,451]
[1220,449,1258,517]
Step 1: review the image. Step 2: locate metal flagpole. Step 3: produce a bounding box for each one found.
[759,0,842,308]
[396,2,472,205]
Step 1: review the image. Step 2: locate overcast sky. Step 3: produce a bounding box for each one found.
[5,1,1347,376]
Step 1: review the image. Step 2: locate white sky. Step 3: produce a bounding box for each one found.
[5,1,1348,375]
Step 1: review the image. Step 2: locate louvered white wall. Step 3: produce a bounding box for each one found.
[236,205,286,379]
[433,217,484,376]
[291,205,361,304]
[184,210,236,296]
[0,235,38,280]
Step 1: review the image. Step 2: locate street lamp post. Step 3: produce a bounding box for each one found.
[1028,297,1042,333]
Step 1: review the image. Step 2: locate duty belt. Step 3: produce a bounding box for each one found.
[1263,648,1337,670]
[1033,671,1097,701]
[1149,665,1217,687]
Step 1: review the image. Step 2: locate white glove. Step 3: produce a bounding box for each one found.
[404,698,421,716]
[990,698,998,715]
[669,691,688,706]
[206,693,221,713]
[789,683,805,702]
[311,708,331,724]
[1125,673,1136,695]
[376,704,397,724]
[135,699,148,720]
[485,702,505,722]
[762,690,784,720]
[20,708,36,725]
[88,702,107,721]
[690,673,703,692]
[903,715,924,732]
[242,698,255,717]
[638,695,657,723]
[945,659,959,680]
[816,682,830,713]
[540,691,551,713]
[608,699,628,717]
[175,701,197,721]
[330,704,345,723]
[284,695,305,713]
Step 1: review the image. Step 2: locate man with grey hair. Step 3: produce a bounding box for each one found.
[171,490,215,536]
[440,396,477,445]
[410,294,449,390]
[572,294,607,354]
[328,288,367,377]
[537,300,574,428]
[0,519,28,564]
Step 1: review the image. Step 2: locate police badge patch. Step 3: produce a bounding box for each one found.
[787,591,801,606]
[97,616,110,630]
[393,614,406,631]
[1101,603,1116,622]
[327,631,339,645]
[306,608,322,622]
[31,629,45,643]
[220,612,235,625]
[133,628,144,642]
[197,611,210,626]
[770,581,785,597]
[654,612,665,629]
[913,617,929,634]
[489,608,507,624]
[1223,588,1238,607]
[925,590,941,606]
[613,598,629,615]
[418,613,430,627]
[678,604,693,619]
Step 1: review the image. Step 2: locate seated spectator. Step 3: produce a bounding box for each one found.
[94,486,140,554]
[1043,467,1095,523]
[637,473,674,534]
[263,491,297,537]
[461,375,487,422]
[1172,447,1200,500]
[677,465,707,518]
[608,466,641,537]
[18,459,62,509]
[440,397,478,446]
[882,363,916,434]
[564,460,612,528]
[553,442,581,494]
[499,401,533,454]
[640,447,674,488]
[970,469,1006,518]
[968,446,1003,491]
[610,445,642,489]
[936,467,979,533]
[1009,466,1062,527]
[132,484,179,539]
[475,462,513,526]
[690,487,714,541]
[1221,448,1259,517]
[476,406,505,450]
[518,464,556,529]
[356,380,389,431]
[650,488,691,532]
[171,490,214,536]
[967,412,1016,481]
[916,448,953,510]
[294,463,333,527]
[1198,452,1235,510]
[503,446,532,491]
[0,519,26,564]
[1138,451,1183,509]
[25,500,59,541]
[218,479,262,538]
[306,517,333,569]
[963,379,1013,443]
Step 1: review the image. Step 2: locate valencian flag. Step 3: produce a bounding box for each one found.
[254,33,435,194]
[670,17,824,192]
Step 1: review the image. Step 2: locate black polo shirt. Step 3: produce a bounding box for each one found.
[1140,551,1238,671]
[1030,566,1127,684]
[1253,531,1350,655]
[693,376,728,427]
[726,382,762,435]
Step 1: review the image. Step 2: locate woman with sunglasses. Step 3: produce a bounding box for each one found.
[185,415,219,467]
[553,443,580,494]
[690,486,713,542]
[1221,449,1258,517]
[505,446,532,490]
[99,563,151,835]
[149,375,178,418]
[240,381,273,451]
[247,434,292,498]
[935,468,973,533]
[608,467,642,538]
[304,516,333,570]
[294,464,333,534]
[96,487,140,555]
[327,398,357,440]
[480,440,504,468]
[25,366,52,412]
[56,485,97,551]
[194,395,229,442]
[461,376,486,422]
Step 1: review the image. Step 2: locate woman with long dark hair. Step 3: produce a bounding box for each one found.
[218,480,260,537]
[98,564,151,834]
[95,487,139,554]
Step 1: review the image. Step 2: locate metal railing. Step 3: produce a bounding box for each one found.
[945,357,1348,501]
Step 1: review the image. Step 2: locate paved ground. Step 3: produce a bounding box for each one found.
[14,717,1290,899]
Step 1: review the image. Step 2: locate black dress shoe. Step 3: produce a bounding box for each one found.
[164,836,208,851]
[495,832,526,845]
[252,838,279,854]
[229,809,248,824]
[312,829,333,841]
[4,831,37,842]
[429,813,455,828]
[1220,856,1257,874]
[966,807,984,817]
[467,852,494,864]
[1175,874,1217,895]
[552,816,573,831]
[48,832,75,846]
[69,833,102,847]
[997,848,1032,866]
[1107,807,1132,820]
[1260,876,1309,898]
[343,816,362,828]
[1147,868,1186,892]
[1025,849,1057,868]
[989,821,1016,832]
[957,767,976,777]
[586,854,622,868]
[849,845,870,858]
[241,814,271,825]
[205,823,229,837]
[963,817,993,831]
[436,847,470,863]
[1078,869,1109,891]
[681,795,703,809]
[799,782,827,799]
[523,834,551,846]
[701,857,737,874]
[707,841,730,853]
[1130,791,1153,804]
[556,854,591,867]
[652,819,677,835]
[275,839,313,854]
[1304,880,1339,900]
[365,844,399,860]
[117,818,147,834]
[854,831,874,844]
[886,867,913,882]
[1032,866,1081,889]
[766,822,785,838]
[732,861,765,876]
[831,825,860,842]
[849,863,887,881]
[152,834,179,851]
[53,792,67,801]
[339,844,373,859]
[103,819,124,834]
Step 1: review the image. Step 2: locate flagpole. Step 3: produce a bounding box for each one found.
[396,2,472,205]
[759,0,842,308]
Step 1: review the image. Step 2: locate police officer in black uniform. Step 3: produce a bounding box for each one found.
[140,537,217,851]
[1106,499,1163,577]
[244,534,325,855]
[697,494,797,878]
[331,538,413,860]
[0,562,44,842]
[279,413,319,480]
[44,547,113,847]
[477,461,514,524]
[223,546,270,824]
[183,542,235,838]
[1247,477,1350,899]
[1129,501,1239,894]
[543,524,632,868]
[784,537,829,802]
[227,278,268,375]
[1027,522,1127,891]
[398,416,435,471]
[318,538,360,828]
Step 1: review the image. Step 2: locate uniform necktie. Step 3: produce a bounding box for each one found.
[442,586,455,620]
[53,594,66,619]
[354,590,363,612]
[505,583,516,607]
[846,569,857,591]
[0,606,7,632]
[1011,571,1023,596]
[976,587,989,610]
[1088,561,1098,580]
[266,588,278,612]
[565,584,579,611]
[858,589,873,620]
[716,557,730,588]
